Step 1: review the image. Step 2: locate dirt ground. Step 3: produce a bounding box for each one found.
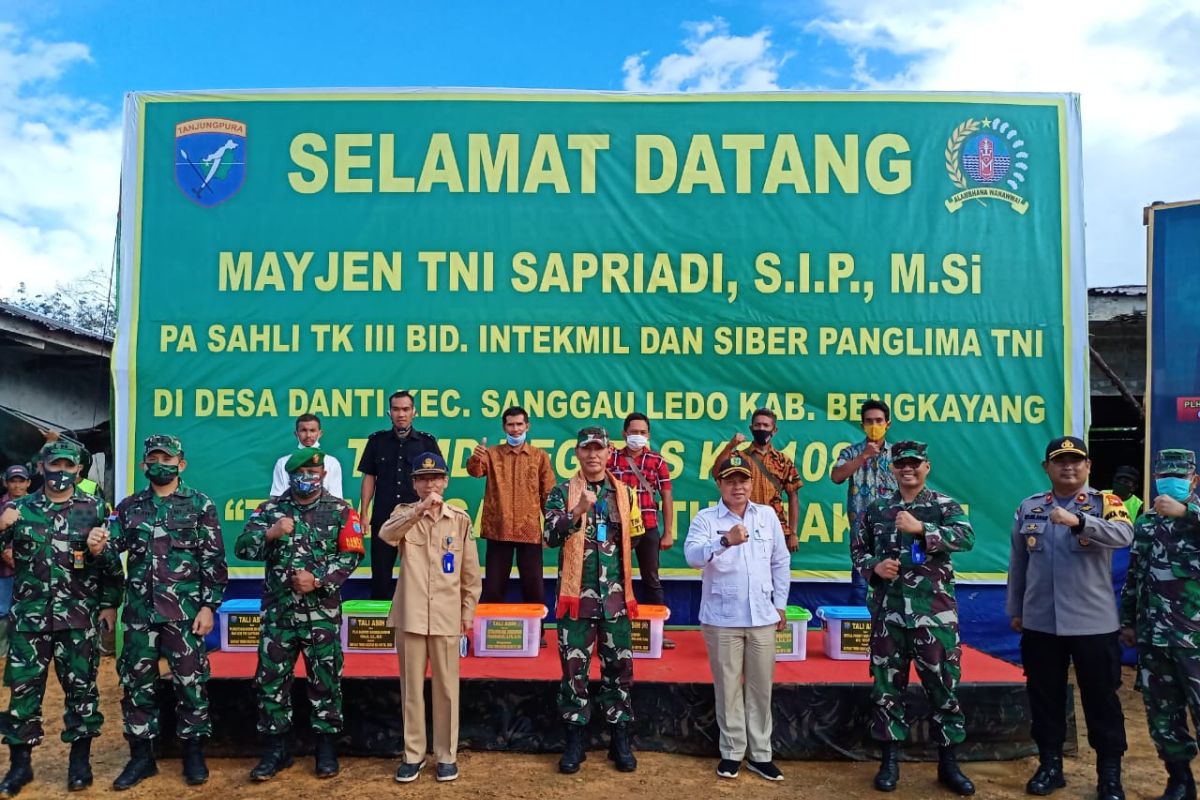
[0,657,1170,800]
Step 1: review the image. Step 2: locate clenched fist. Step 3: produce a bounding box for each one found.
[573,490,597,517]
[1049,507,1080,528]
[267,516,294,541]
[874,558,900,580]
[87,527,110,555]
[473,437,489,459]
[895,510,923,535]
[0,506,20,530]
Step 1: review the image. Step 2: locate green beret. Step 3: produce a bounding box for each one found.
[285,447,325,473]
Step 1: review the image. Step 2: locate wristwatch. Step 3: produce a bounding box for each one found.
[719,535,731,548]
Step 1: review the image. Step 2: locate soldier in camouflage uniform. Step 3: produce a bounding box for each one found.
[0,441,123,797]
[1119,449,1200,800]
[236,447,364,782]
[88,434,228,791]
[543,427,643,775]
[851,441,975,796]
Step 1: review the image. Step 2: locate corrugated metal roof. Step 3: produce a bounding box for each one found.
[1089,285,1146,297]
[0,302,113,344]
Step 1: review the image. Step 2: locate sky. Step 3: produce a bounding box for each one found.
[0,0,1197,296]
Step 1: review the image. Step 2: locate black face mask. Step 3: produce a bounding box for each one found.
[44,469,75,493]
[751,429,773,446]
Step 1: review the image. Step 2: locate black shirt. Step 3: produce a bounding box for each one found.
[357,428,442,526]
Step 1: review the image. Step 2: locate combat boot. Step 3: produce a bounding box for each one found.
[558,725,585,774]
[181,738,208,786]
[937,745,975,795]
[874,741,899,792]
[249,734,294,781]
[1097,754,1125,800]
[66,738,93,791]
[0,744,33,798]
[1158,760,1196,800]
[1026,749,1066,795]
[607,722,637,772]
[112,738,157,791]
[314,734,339,778]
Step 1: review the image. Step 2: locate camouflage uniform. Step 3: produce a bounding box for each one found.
[543,479,641,725]
[236,489,363,735]
[109,480,228,741]
[852,478,974,745]
[0,488,123,746]
[1120,479,1200,761]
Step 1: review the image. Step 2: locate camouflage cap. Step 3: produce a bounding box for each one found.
[576,426,610,448]
[285,447,324,473]
[715,454,753,479]
[43,441,82,466]
[410,451,448,477]
[891,440,929,462]
[1154,449,1197,476]
[144,434,182,457]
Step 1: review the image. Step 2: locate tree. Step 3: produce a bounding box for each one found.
[3,267,116,338]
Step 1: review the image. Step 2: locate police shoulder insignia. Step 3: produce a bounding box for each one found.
[1102,493,1132,522]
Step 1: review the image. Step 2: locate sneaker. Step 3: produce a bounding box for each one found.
[747,760,784,781]
[435,763,459,782]
[395,760,425,783]
[717,759,741,779]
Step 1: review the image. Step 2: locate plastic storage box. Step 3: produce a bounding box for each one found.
[217,598,262,652]
[816,605,872,660]
[630,604,671,659]
[472,603,547,657]
[775,606,813,661]
[341,600,396,653]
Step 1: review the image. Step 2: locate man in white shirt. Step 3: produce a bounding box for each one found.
[685,454,791,782]
[270,414,344,498]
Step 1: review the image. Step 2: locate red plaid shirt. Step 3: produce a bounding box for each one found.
[607,448,671,530]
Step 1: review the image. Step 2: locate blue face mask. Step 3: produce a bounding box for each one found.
[506,433,527,447]
[290,473,322,496]
[1156,477,1194,502]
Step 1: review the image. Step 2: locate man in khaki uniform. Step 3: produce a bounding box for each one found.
[380,452,481,784]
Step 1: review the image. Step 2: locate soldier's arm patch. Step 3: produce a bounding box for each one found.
[1102,493,1132,522]
[338,508,365,554]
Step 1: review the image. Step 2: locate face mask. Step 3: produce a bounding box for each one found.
[44,469,75,493]
[506,433,527,447]
[863,423,887,442]
[625,434,649,451]
[145,463,179,486]
[297,439,321,449]
[1156,477,1193,503]
[290,473,323,496]
[751,429,773,446]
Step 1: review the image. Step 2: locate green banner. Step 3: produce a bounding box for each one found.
[114,90,1087,582]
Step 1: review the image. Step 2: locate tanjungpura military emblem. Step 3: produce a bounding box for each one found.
[944,116,1030,214]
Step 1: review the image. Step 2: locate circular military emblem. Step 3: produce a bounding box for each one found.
[1026,535,1038,548]
[944,116,1031,214]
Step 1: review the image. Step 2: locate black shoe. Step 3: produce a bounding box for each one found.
[874,741,900,792]
[0,744,33,798]
[747,760,784,781]
[113,738,158,791]
[1159,760,1197,800]
[937,745,975,796]
[249,734,294,782]
[607,723,637,773]
[67,738,93,792]
[436,763,459,782]
[717,759,741,779]
[395,760,424,783]
[1097,754,1125,800]
[181,738,208,786]
[1027,751,1066,795]
[559,725,586,774]
[314,734,339,778]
